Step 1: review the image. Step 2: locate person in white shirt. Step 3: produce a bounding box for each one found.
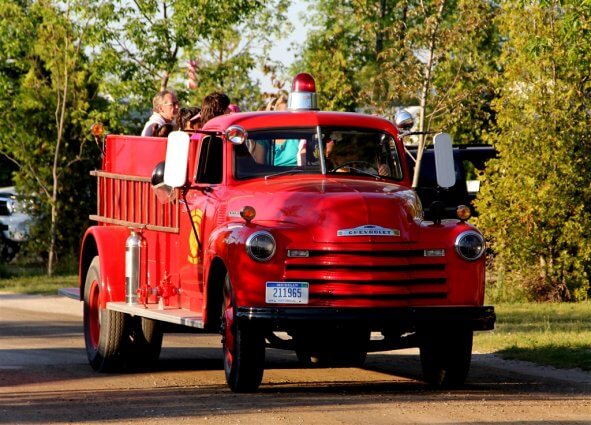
[141,90,180,136]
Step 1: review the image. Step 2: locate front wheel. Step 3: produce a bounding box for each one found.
[419,328,473,388]
[83,256,127,372]
[221,273,265,392]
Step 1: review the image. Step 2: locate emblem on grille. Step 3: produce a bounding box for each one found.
[337,225,400,237]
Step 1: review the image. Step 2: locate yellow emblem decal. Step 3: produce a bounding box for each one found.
[188,209,203,264]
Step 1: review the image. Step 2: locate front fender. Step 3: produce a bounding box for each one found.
[79,225,130,307]
[206,222,287,307]
[418,220,486,305]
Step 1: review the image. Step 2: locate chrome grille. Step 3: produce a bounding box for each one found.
[283,248,448,303]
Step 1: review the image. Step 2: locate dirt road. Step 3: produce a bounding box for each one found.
[1,293,590,424]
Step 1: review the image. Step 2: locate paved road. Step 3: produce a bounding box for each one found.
[1,293,590,424]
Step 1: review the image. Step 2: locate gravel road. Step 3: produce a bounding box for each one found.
[1,293,590,424]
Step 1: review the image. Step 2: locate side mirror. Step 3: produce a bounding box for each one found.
[225,125,248,145]
[394,109,415,133]
[433,133,456,189]
[163,131,190,188]
[151,161,165,186]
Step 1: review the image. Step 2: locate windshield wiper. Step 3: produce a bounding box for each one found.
[264,169,305,180]
[328,167,386,180]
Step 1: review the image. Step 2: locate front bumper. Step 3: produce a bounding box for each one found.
[236,305,495,331]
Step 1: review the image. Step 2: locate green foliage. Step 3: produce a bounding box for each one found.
[0,0,108,272]
[293,0,499,143]
[290,0,370,111]
[83,0,290,125]
[427,0,500,144]
[476,1,591,301]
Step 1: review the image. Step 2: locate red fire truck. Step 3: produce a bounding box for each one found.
[79,73,495,392]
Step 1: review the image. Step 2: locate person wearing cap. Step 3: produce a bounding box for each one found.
[141,90,180,136]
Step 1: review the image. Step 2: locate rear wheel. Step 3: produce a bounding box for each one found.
[221,273,265,392]
[419,328,473,388]
[83,256,127,372]
[126,317,163,367]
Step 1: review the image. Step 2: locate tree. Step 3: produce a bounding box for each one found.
[476,0,591,301]
[85,0,290,125]
[293,0,500,186]
[0,0,109,274]
[289,0,370,111]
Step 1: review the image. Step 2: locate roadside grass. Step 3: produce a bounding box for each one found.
[474,302,591,371]
[1,271,590,372]
[0,273,77,295]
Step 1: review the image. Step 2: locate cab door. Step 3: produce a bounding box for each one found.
[178,135,224,311]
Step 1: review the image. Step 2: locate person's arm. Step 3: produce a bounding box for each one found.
[297,139,306,166]
[246,140,268,164]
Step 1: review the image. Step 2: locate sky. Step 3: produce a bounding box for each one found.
[257,1,310,92]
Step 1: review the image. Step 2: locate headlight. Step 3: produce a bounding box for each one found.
[454,231,485,261]
[246,231,276,262]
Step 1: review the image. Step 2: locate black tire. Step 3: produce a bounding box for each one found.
[126,317,163,367]
[0,237,18,263]
[83,256,127,372]
[419,328,473,388]
[221,273,265,392]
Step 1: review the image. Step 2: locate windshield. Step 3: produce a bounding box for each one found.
[233,127,403,180]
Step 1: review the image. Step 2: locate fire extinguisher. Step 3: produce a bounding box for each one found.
[125,229,144,305]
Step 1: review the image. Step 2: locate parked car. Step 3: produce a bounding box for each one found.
[0,187,30,262]
[406,144,497,220]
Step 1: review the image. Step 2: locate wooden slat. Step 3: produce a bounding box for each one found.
[89,170,180,233]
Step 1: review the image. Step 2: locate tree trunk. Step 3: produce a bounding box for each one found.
[411,0,447,189]
[47,199,58,277]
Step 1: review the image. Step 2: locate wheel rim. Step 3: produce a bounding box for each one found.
[87,279,101,350]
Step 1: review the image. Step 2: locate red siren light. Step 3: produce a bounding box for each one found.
[288,73,319,111]
[291,73,316,93]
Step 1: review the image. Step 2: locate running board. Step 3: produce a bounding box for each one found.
[58,287,80,300]
[107,302,205,328]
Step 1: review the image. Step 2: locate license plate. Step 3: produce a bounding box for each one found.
[266,282,309,304]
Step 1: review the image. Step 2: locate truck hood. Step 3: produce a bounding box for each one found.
[228,177,422,243]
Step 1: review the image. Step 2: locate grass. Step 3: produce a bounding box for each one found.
[0,273,77,295]
[1,272,590,372]
[474,302,591,371]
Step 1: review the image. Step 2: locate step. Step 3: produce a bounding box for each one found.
[107,301,204,328]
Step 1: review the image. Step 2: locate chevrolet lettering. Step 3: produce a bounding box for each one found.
[337,225,400,237]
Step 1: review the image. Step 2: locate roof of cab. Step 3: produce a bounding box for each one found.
[202,110,399,135]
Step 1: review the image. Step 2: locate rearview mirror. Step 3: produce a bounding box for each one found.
[433,133,456,189]
[394,109,415,133]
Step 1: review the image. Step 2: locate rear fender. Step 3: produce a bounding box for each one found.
[79,226,130,307]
